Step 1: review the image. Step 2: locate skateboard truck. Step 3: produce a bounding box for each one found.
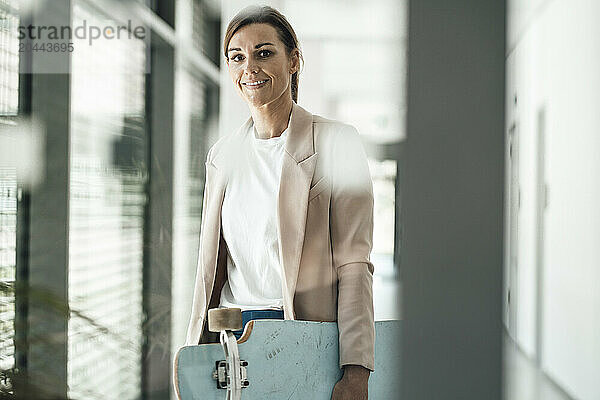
[208,308,249,399]
[213,360,249,389]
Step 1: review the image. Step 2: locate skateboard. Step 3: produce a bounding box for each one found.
[174,308,401,399]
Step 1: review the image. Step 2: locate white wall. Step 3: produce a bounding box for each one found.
[506,1,600,399]
[505,25,541,358]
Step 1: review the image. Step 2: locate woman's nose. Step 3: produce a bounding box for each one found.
[244,61,259,75]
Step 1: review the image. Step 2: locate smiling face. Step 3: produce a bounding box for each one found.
[226,23,299,108]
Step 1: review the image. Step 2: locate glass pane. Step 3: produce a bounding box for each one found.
[0,0,20,394]
[171,67,219,357]
[171,0,221,368]
[192,0,206,53]
[0,168,17,393]
[188,73,211,222]
[67,1,147,399]
[0,0,20,117]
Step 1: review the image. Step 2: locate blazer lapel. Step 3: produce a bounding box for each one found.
[277,102,316,319]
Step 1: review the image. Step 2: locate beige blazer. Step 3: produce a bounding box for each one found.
[184,101,375,371]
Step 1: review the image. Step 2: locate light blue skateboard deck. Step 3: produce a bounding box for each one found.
[175,320,401,399]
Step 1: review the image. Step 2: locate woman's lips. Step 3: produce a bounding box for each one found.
[243,79,269,90]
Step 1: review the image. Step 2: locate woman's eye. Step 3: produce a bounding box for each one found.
[259,50,271,57]
[232,54,244,62]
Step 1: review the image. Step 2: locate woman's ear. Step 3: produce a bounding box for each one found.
[289,49,300,74]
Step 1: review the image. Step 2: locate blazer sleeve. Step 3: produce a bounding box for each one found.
[330,124,375,372]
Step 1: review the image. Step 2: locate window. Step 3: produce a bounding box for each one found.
[67,2,147,398]
[0,0,20,393]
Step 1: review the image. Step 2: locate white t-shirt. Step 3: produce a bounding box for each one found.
[218,119,289,311]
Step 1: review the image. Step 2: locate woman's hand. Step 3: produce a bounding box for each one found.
[331,365,370,400]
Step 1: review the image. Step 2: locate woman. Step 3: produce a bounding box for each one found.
[184,5,375,399]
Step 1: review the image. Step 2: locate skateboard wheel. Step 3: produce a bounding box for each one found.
[208,308,243,332]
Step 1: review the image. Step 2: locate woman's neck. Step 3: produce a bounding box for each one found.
[249,96,293,139]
